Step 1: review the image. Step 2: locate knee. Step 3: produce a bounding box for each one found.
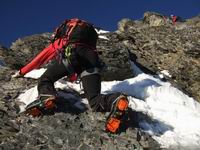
[80,68,100,78]
[81,74,101,98]
[38,75,54,87]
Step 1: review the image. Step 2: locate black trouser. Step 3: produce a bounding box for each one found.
[38,46,121,112]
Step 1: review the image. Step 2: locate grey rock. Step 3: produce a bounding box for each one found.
[10,33,51,67]
[185,15,200,27]
[143,11,167,27]
[53,137,63,145]
[117,12,200,101]
[79,143,91,150]
[97,33,134,80]
[118,18,136,33]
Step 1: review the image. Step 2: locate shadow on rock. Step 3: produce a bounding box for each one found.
[128,50,157,75]
[119,108,174,137]
[43,88,88,116]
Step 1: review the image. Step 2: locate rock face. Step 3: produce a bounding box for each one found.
[143,12,167,27]
[10,33,52,68]
[117,12,200,101]
[0,45,21,69]
[0,12,200,149]
[97,33,134,80]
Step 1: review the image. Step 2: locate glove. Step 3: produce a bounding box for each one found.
[11,71,23,78]
[67,73,78,82]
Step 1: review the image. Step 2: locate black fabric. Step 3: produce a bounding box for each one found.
[68,46,101,75]
[38,59,70,96]
[92,93,122,112]
[38,41,121,112]
[54,21,98,48]
[81,74,101,100]
[81,74,122,112]
[69,25,98,47]
[38,46,101,96]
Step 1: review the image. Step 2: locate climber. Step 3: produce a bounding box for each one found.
[170,15,184,25]
[12,18,129,133]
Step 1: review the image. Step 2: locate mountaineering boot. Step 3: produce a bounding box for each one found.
[25,95,57,117]
[106,94,129,133]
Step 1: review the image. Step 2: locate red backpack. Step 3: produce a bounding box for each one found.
[51,18,97,44]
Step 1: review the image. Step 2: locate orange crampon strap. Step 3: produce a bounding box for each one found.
[117,98,129,111]
[44,99,56,109]
[106,118,121,133]
[106,95,129,133]
[26,107,42,117]
[25,96,56,117]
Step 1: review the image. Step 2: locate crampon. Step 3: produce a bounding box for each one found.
[25,95,57,117]
[106,94,129,133]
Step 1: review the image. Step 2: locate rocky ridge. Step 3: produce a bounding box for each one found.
[0,12,200,149]
[116,12,200,101]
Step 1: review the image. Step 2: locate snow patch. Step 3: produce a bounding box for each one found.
[98,35,109,40]
[160,70,172,78]
[24,68,46,79]
[95,29,109,34]
[16,62,200,149]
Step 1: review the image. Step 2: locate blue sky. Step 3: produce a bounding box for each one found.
[0,0,199,47]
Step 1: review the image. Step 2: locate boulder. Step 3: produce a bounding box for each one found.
[0,45,26,69]
[117,18,136,33]
[10,33,51,67]
[143,11,167,27]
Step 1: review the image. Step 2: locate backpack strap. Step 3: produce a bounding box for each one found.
[51,19,68,43]
[52,18,91,44]
[65,18,90,40]
[65,19,79,40]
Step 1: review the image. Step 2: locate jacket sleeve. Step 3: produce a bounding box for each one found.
[20,38,66,75]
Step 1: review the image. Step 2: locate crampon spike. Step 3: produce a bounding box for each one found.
[25,96,57,117]
[105,95,129,133]
[26,107,42,117]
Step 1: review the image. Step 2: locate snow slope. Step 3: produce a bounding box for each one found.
[17,62,200,150]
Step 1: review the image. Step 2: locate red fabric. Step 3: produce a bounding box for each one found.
[20,38,68,75]
[172,16,177,24]
[68,73,78,82]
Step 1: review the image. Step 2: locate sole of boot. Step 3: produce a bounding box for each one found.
[25,96,56,117]
[26,107,42,117]
[106,96,129,133]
